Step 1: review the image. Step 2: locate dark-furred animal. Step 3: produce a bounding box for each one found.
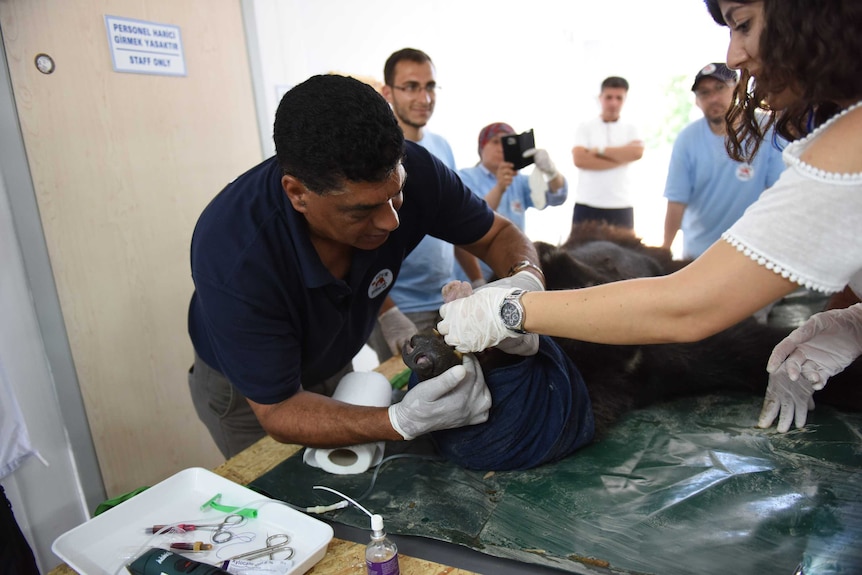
[402,224,862,471]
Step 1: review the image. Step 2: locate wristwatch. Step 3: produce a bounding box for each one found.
[500,289,528,334]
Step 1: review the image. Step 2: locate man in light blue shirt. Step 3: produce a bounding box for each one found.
[457,122,568,281]
[367,48,467,363]
[663,63,785,259]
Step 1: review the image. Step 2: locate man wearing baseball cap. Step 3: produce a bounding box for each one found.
[662,62,785,261]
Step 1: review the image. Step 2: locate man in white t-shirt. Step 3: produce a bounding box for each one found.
[571,76,644,229]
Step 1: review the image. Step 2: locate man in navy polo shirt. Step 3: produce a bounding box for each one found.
[187,74,544,458]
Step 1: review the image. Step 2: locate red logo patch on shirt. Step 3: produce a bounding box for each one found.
[368,269,393,299]
[736,164,754,182]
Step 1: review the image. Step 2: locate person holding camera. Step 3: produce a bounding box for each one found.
[456,122,567,283]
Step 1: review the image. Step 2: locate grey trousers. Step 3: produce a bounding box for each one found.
[188,353,352,459]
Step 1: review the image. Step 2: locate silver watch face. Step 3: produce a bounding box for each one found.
[500,300,523,329]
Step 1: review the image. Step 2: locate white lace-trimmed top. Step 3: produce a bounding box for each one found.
[722,101,862,294]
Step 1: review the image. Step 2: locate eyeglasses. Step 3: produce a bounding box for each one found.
[695,83,731,99]
[391,82,438,95]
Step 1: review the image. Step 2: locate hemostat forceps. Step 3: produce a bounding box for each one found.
[151,513,244,543]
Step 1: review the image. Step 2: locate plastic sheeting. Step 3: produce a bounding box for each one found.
[251,393,862,575]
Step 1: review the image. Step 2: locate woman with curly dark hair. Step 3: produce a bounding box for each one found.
[438,0,862,434]
[704,0,862,162]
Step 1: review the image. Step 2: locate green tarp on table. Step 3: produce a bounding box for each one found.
[250,393,862,575]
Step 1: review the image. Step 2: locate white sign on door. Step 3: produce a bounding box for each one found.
[104,15,186,77]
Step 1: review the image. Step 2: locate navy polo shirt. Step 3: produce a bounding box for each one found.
[188,142,494,404]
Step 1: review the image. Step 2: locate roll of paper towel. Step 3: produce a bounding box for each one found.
[303,371,392,475]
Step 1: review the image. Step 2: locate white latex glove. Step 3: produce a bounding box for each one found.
[378,307,418,356]
[388,354,491,440]
[441,280,474,304]
[523,148,558,179]
[438,287,517,353]
[757,364,816,433]
[766,303,862,389]
[475,270,542,356]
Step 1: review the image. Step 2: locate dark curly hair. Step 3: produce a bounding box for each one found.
[704,0,862,162]
[273,74,405,194]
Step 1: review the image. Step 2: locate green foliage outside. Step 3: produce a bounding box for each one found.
[646,74,694,148]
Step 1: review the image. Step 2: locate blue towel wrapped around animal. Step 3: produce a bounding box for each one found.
[404,332,594,471]
[400,232,862,472]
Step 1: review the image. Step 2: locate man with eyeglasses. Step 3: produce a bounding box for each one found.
[367,48,482,364]
[381,48,453,167]
[662,63,785,260]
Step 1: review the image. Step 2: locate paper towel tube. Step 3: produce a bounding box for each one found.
[303,371,392,475]
[308,442,385,475]
[330,371,392,407]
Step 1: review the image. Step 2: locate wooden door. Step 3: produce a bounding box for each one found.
[0,0,262,496]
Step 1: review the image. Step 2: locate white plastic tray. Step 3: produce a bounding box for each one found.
[52,467,333,575]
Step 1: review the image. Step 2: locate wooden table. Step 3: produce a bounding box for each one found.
[48,357,479,575]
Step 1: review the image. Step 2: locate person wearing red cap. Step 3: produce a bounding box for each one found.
[571,76,644,230]
[456,122,567,282]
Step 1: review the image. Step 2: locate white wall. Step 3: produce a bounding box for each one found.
[246,0,730,247]
[0,27,99,571]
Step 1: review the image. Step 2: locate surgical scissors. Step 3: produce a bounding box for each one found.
[225,533,294,561]
[210,514,245,543]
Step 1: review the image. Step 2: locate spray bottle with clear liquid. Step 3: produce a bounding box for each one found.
[312,485,400,575]
[365,513,400,575]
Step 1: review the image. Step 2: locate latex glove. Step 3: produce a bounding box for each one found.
[757,364,816,433]
[388,354,491,440]
[378,307,418,356]
[441,280,474,303]
[475,270,542,356]
[523,148,558,179]
[438,287,517,353]
[766,303,862,389]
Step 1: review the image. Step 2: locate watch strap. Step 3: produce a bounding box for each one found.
[507,260,545,284]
